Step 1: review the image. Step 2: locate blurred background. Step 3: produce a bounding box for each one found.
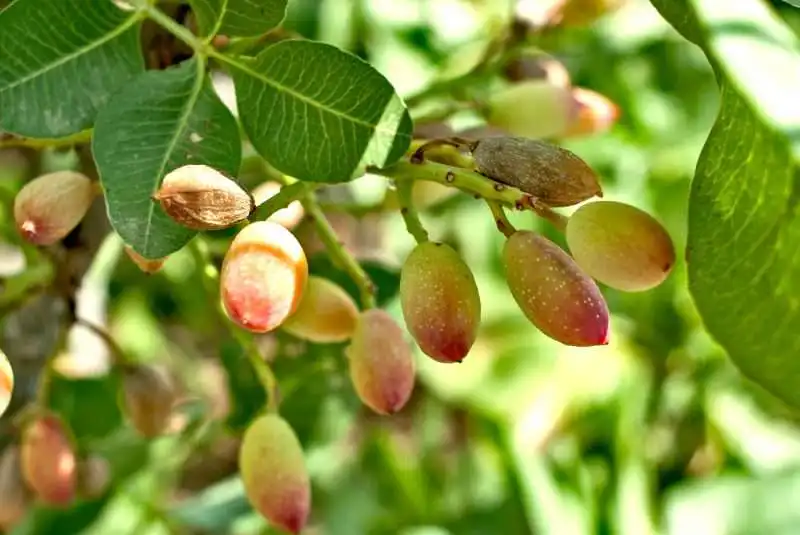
[3,0,800,533]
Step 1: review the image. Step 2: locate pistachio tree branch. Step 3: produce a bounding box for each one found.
[396,181,429,244]
[300,186,377,309]
[369,159,536,211]
[188,239,279,412]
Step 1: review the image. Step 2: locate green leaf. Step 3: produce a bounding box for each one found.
[47,372,123,444]
[0,0,144,138]
[650,0,800,406]
[229,40,413,183]
[93,59,242,259]
[190,0,288,38]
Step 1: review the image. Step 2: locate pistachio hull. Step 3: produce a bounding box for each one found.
[504,231,609,346]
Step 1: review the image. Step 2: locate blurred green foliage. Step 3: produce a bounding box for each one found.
[2,0,800,534]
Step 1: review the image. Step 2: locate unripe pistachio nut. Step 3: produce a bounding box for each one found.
[472,136,602,207]
[121,365,176,438]
[0,350,12,418]
[14,171,95,245]
[504,53,571,87]
[153,164,254,230]
[0,447,29,530]
[400,242,481,363]
[564,88,619,137]
[221,221,308,333]
[566,201,675,291]
[282,276,359,343]
[486,80,577,140]
[559,0,628,27]
[346,309,415,414]
[504,231,609,346]
[240,414,311,534]
[20,413,77,506]
[124,246,166,274]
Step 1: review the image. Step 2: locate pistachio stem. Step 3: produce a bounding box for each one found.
[75,318,132,367]
[370,159,535,211]
[0,130,92,150]
[487,200,516,237]
[250,181,311,222]
[396,181,429,244]
[300,186,377,309]
[530,199,568,232]
[142,4,208,55]
[188,239,280,412]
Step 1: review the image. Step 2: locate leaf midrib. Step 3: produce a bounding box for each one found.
[142,60,206,255]
[0,12,144,94]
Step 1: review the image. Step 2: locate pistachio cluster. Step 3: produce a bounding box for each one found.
[7,127,673,533]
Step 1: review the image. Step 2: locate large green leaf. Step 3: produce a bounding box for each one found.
[0,0,144,138]
[650,0,800,406]
[93,59,242,259]
[230,40,413,183]
[190,0,288,38]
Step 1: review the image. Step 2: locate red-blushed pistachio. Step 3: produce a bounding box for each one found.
[124,245,166,274]
[20,413,77,506]
[566,201,675,292]
[486,80,577,140]
[77,455,111,499]
[152,164,254,230]
[121,365,176,438]
[282,276,359,343]
[0,447,29,531]
[251,181,305,229]
[239,414,310,534]
[346,309,415,414]
[14,171,95,245]
[221,221,308,333]
[472,136,602,207]
[400,242,481,363]
[0,350,12,418]
[564,88,619,137]
[503,231,609,346]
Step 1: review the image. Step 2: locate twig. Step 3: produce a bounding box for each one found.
[487,200,516,237]
[188,240,280,413]
[300,186,377,309]
[396,181,429,244]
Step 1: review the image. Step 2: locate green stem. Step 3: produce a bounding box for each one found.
[0,130,92,150]
[371,159,534,211]
[301,187,377,309]
[487,200,516,237]
[188,240,280,412]
[142,4,208,54]
[396,181,429,244]
[250,181,313,222]
[530,199,568,232]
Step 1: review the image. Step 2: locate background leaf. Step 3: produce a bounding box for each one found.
[650,0,800,407]
[93,58,242,259]
[231,40,413,183]
[0,0,144,138]
[307,253,401,308]
[190,0,288,38]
